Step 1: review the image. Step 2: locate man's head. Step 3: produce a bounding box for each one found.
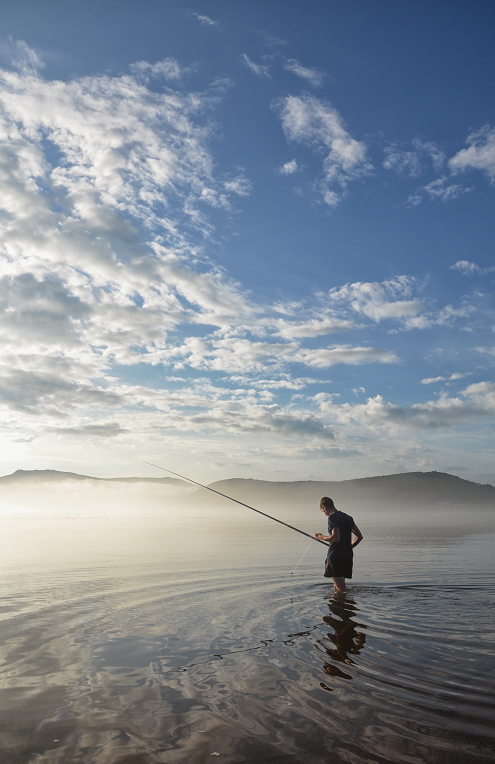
[320,496,336,516]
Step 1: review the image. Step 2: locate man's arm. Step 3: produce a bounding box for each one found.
[314,527,340,543]
[351,523,363,548]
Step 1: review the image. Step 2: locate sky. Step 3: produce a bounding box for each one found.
[0,0,494,484]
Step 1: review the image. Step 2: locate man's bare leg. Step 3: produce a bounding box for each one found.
[333,577,346,593]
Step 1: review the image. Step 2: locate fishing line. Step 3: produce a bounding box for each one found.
[142,460,329,547]
[290,541,312,575]
[152,622,324,674]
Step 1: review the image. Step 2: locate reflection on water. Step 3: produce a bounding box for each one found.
[0,494,494,763]
[316,593,367,684]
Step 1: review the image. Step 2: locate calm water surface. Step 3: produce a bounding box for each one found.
[0,490,494,763]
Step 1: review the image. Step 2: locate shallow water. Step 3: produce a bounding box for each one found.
[0,492,494,763]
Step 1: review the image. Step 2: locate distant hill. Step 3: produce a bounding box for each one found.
[1,469,493,508]
[0,469,188,488]
[204,471,495,508]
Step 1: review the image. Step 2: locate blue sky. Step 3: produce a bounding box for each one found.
[0,0,494,483]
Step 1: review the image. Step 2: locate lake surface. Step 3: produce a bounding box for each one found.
[0,485,494,763]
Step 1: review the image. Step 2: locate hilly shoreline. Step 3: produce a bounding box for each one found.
[1,469,494,507]
[205,471,495,507]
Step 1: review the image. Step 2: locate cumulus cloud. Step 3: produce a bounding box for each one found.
[0,48,266,440]
[1,43,481,466]
[163,336,398,373]
[324,276,474,332]
[449,125,495,182]
[273,93,371,206]
[328,276,425,323]
[317,381,495,431]
[282,58,325,87]
[135,387,337,442]
[277,159,299,175]
[0,366,122,415]
[0,41,403,451]
[0,50,254,342]
[246,410,335,440]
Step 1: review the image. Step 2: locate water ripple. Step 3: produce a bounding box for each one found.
[0,566,494,762]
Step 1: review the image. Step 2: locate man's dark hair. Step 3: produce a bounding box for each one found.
[320,496,336,511]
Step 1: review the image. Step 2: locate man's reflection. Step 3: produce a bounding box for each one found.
[315,592,367,685]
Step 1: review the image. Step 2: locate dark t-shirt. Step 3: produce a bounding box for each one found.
[327,510,354,556]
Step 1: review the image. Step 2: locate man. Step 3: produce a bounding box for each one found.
[314,496,363,593]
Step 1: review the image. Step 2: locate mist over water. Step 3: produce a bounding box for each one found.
[0,481,494,763]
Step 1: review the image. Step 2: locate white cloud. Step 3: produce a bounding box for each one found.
[422,177,471,202]
[389,128,495,208]
[48,422,128,438]
[352,387,366,395]
[130,58,186,82]
[295,345,398,368]
[274,93,371,206]
[226,375,325,391]
[0,49,266,436]
[320,381,495,431]
[326,276,474,332]
[241,54,270,78]
[383,138,445,177]
[449,125,495,182]
[242,410,335,440]
[163,337,398,373]
[224,174,252,196]
[0,44,406,451]
[277,159,299,175]
[1,44,488,475]
[276,317,356,339]
[272,276,471,338]
[451,260,495,276]
[405,177,471,206]
[384,147,422,177]
[328,276,425,323]
[188,12,218,26]
[0,365,122,416]
[282,58,325,87]
[421,373,470,385]
[0,37,44,75]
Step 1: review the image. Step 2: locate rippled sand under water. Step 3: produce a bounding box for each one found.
[0,496,494,763]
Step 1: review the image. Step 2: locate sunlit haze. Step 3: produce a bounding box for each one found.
[0,1,494,483]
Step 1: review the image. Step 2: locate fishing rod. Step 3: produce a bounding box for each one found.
[142,461,329,547]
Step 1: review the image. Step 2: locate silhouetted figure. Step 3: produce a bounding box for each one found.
[314,496,363,592]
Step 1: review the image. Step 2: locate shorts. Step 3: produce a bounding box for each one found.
[324,553,353,579]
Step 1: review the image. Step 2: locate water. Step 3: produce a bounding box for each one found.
[0,487,494,763]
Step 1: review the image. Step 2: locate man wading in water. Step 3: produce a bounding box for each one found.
[314,497,363,593]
